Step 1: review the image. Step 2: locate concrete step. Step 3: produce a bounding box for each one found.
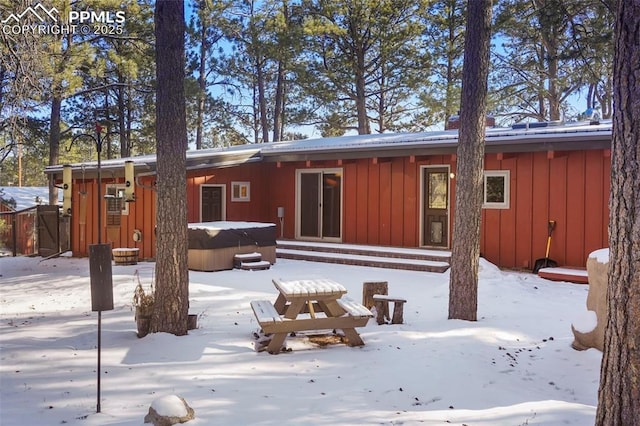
[276,240,450,263]
[538,266,588,284]
[276,246,450,273]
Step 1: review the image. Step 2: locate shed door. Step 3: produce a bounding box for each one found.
[201,185,224,222]
[37,205,60,257]
[423,167,449,248]
[298,170,342,240]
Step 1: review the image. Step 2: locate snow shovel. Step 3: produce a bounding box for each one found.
[533,220,558,273]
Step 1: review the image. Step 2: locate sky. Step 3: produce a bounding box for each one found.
[0,252,603,425]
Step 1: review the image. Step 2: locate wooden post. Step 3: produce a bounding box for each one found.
[391,301,405,324]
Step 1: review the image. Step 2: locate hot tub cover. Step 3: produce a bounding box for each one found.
[187,221,276,250]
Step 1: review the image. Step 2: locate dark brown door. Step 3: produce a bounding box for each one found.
[201,186,223,222]
[423,167,449,247]
[37,205,60,257]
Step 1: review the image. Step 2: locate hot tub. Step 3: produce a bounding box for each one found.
[187,221,277,271]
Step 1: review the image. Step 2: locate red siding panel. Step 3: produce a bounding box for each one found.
[549,156,568,265]
[499,157,517,268]
[356,161,369,242]
[378,161,392,245]
[531,152,551,266]
[367,161,380,244]
[403,157,418,247]
[514,153,534,269]
[390,158,405,246]
[566,152,586,266]
[343,162,358,242]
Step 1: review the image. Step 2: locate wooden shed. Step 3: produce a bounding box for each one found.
[45,120,611,270]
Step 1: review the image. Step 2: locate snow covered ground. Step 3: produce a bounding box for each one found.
[0,254,602,425]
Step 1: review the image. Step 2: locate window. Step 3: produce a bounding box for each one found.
[483,170,510,209]
[106,184,129,226]
[231,181,250,202]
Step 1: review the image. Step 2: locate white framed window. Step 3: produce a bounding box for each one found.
[105,184,129,226]
[231,181,250,202]
[482,170,510,209]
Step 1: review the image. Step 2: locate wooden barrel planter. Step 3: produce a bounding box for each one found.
[113,248,139,265]
[136,313,151,338]
[187,314,198,330]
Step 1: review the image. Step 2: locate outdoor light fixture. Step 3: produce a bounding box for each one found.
[124,160,135,202]
[63,164,72,215]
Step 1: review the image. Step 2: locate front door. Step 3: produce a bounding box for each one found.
[201,185,224,222]
[297,169,342,240]
[423,167,449,248]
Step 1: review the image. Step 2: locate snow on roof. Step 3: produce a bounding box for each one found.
[261,120,612,155]
[46,120,612,173]
[0,186,61,211]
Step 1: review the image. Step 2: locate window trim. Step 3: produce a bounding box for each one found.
[482,170,510,209]
[231,181,250,202]
[105,184,129,216]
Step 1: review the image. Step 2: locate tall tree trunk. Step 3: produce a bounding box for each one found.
[355,53,370,134]
[196,18,207,150]
[537,46,547,121]
[448,0,492,321]
[547,42,561,121]
[256,59,269,143]
[273,59,285,142]
[153,0,189,336]
[117,73,129,158]
[595,1,640,423]
[48,94,62,205]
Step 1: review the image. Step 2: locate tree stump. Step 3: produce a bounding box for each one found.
[362,281,388,320]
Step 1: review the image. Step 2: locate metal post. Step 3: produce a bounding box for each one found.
[95,123,103,413]
[71,123,112,414]
[96,124,103,245]
[97,310,101,413]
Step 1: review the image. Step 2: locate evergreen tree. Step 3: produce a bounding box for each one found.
[152,0,189,336]
[595,1,640,422]
[448,0,492,321]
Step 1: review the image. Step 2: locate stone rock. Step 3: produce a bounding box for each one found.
[144,395,195,426]
[571,250,608,352]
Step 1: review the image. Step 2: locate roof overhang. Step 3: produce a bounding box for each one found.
[44,122,612,177]
[45,148,263,180]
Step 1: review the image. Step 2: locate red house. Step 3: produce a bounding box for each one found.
[45,120,611,270]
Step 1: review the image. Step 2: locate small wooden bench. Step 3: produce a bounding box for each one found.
[372,294,406,325]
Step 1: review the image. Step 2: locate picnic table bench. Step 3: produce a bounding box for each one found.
[250,278,373,354]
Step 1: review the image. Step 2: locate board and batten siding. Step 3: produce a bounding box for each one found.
[64,146,610,270]
[480,149,610,269]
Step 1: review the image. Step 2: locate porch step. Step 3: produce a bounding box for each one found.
[276,241,450,273]
[234,252,271,271]
[276,240,451,263]
[538,266,589,284]
[240,260,271,271]
[233,252,262,268]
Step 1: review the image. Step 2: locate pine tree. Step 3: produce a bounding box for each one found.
[152,0,189,336]
[448,0,492,321]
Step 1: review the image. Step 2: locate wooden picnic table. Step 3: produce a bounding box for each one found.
[250,278,373,354]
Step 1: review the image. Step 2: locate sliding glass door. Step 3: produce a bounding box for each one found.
[297,169,342,240]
